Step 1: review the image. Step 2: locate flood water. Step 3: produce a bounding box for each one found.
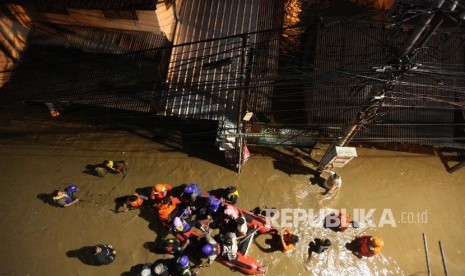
[1,1,464,275]
[0,104,464,276]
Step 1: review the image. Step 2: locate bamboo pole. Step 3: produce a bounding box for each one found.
[423,233,432,276]
[439,240,449,276]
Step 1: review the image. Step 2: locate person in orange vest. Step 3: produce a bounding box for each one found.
[151,183,172,202]
[353,236,384,258]
[117,193,148,212]
[280,227,299,253]
[157,196,180,225]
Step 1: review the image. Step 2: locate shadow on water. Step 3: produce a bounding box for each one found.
[309,174,326,190]
[254,234,281,253]
[120,263,145,276]
[207,187,227,199]
[0,22,228,170]
[63,107,227,170]
[66,246,102,266]
[37,191,61,207]
[435,148,465,173]
[345,239,360,259]
[251,147,318,176]
[137,206,169,249]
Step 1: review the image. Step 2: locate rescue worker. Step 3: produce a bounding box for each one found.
[151,183,172,202]
[119,193,148,212]
[175,255,192,276]
[172,216,192,234]
[162,238,182,254]
[53,184,79,207]
[353,236,384,258]
[280,227,299,253]
[181,183,202,205]
[172,216,194,251]
[198,195,222,220]
[207,195,222,214]
[194,230,219,267]
[157,196,180,225]
[103,160,127,174]
[223,186,239,205]
[94,244,116,265]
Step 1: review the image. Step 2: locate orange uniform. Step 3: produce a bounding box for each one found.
[281,227,297,253]
[157,197,180,222]
[128,193,145,208]
[357,236,383,257]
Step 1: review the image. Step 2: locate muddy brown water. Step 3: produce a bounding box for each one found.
[0,105,464,276]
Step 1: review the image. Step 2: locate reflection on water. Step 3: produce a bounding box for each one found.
[272,1,403,273]
[249,177,404,275]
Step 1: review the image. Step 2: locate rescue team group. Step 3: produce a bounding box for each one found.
[51,162,383,275]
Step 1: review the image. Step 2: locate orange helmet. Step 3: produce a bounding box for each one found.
[152,183,171,199]
[370,236,384,248]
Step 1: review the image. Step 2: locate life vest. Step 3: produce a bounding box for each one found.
[357,236,379,257]
[53,192,73,204]
[53,192,68,200]
[157,198,179,222]
[128,194,144,208]
[281,227,296,253]
[172,218,191,234]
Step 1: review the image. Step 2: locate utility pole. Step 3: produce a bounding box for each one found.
[317,87,386,172]
[235,36,254,172]
[317,0,454,173]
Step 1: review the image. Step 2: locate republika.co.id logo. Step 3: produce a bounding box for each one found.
[263,208,428,228]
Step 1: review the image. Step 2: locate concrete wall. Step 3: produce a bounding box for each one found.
[19,2,177,38]
[0,5,31,88]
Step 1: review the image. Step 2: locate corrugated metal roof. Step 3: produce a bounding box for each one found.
[2,23,171,112]
[160,0,284,123]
